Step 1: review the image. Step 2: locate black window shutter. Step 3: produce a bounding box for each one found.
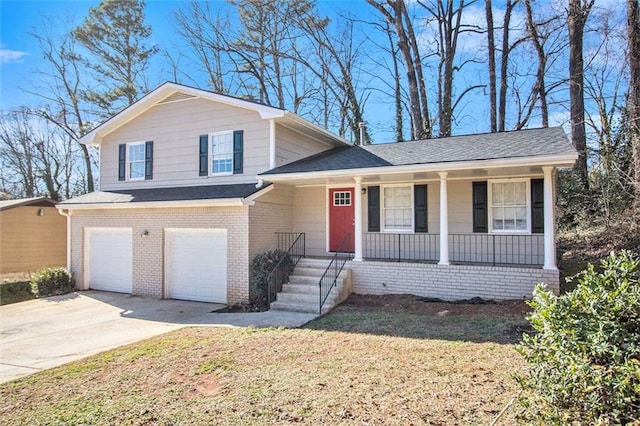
[118,144,126,181]
[144,141,153,180]
[414,184,428,233]
[233,130,243,174]
[531,178,544,233]
[367,186,380,232]
[199,135,208,176]
[472,181,488,233]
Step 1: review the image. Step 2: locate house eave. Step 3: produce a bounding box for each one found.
[56,197,247,211]
[260,153,579,182]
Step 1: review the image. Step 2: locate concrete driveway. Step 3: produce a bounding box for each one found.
[0,291,318,384]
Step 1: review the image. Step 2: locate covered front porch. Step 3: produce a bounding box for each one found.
[270,165,558,271]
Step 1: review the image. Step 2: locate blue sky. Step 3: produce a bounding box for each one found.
[0,0,627,141]
[0,0,187,111]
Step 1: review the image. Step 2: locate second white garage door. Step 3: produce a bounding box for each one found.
[165,228,227,303]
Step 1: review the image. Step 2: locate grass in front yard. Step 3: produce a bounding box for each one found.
[0,295,530,425]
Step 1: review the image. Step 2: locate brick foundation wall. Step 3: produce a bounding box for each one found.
[69,206,250,304]
[348,260,560,301]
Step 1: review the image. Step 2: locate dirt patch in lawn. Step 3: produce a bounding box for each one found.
[310,294,532,344]
[0,295,530,425]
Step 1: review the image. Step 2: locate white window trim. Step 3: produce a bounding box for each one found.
[380,183,414,233]
[488,178,531,234]
[332,190,352,206]
[209,130,234,176]
[126,141,146,182]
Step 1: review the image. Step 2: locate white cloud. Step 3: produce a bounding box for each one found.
[0,48,28,64]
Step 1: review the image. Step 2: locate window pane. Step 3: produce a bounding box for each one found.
[491,181,528,232]
[504,183,514,204]
[382,186,412,231]
[130,162,144,179]
[211,133,233,174]
[515,182,526,204]
[129,144,144,161]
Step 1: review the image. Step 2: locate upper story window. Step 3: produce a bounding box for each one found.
[382,185,413,232]
[127,142,146,181]
[210,131,233,175]
[489,180,529,232]
[118,141,153,182]
[199,130,243,177]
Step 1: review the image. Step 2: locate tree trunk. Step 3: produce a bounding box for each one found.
[485,0,497,132]
[568,0,593,190]
[524,0,549,127]
[498,0,517,132]
[627,0,640,210]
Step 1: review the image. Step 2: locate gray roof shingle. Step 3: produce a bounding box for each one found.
[60,183,266,205]
[260,127,575,175]
[262,146,391,175]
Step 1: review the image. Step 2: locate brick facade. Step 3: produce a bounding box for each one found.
[348,260,560,301]
[70,206,250,304]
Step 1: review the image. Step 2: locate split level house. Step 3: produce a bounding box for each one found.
[58,82,577,312]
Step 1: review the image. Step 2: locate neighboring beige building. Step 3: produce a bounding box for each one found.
[58,82,577,311]
[0,197,66,274]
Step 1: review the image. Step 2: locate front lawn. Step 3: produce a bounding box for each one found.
[0,294,530,425]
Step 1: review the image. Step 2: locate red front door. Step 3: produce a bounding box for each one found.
[329,188,355,252]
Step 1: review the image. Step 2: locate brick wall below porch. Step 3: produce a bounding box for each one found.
[347,261,560,301]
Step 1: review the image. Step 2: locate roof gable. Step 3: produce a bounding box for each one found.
[79,82,349,147]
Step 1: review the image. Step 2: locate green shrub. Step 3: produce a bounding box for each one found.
[30,267,75,298]
[0,280,35,305]
[250,250,293,311]
[515,251,640,424]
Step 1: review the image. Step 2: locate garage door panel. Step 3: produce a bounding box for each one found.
[165,229,227,303]
[86,228,132,294]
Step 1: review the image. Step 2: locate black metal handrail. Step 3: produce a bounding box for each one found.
[362,232,544,266]
[267,232,305,304]
[319,233,353,313]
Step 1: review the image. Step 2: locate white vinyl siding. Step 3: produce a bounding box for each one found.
[382,185,413,232]
[127,142,145,181]
[100,97,269,190]
[489,180,530,233]
[210,131,233,175]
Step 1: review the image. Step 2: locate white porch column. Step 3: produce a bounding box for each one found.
[353,176,363,261]
[542,166,557,270]
[438,172,450,265]
[269,119,276,169]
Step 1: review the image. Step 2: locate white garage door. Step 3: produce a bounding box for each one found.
[165,228,227,303]
[85,228,133,294]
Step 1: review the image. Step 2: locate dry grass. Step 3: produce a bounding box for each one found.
[0,295,529,425]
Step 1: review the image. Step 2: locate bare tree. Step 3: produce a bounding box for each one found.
[29,22,96,193]
[419,0,484,137]
[568,0,595,189]
[367,0,432,139]
[485,0,497,132]
[627,0,640,209]
[498,0,526,132]
[0,109,78,200]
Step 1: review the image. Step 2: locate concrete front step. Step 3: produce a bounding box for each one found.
[270,257,353,314]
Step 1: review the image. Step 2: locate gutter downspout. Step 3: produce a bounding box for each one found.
[269,119,276,169]
[57,208,72,271]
